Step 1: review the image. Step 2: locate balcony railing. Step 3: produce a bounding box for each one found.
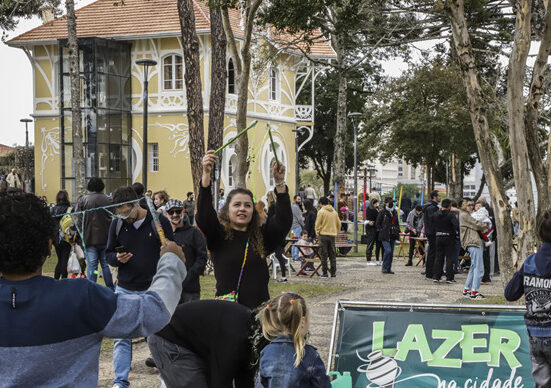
[295,105,313,122]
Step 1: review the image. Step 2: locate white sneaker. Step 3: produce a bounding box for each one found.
[112,385,123,388]
[367,262,378,266]
[376,261,382,266]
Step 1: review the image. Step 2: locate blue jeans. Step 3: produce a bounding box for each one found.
[465,246,484,292]
[86,245,114,290]
[113,286,148,388]
[291,226,302,260]
[382,240,395,272]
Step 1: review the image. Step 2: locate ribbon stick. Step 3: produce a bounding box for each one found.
[214,120,258,155]
[266,124,280,167]
[397,185,404,212]
[145,196,167,245]
[420,185,425,205]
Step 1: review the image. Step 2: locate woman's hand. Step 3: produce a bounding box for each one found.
[272,161,286,193]
[201,150,217,188]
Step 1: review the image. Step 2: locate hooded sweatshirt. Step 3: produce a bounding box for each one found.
[315,205,341,237]
[505,243,551,336]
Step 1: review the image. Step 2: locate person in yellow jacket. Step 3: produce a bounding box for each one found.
[315,196,341,278]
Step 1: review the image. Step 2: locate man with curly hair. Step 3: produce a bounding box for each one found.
[0,191,187,387]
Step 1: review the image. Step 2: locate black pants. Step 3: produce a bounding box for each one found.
[433,236,456,281]
[482,245,491,282]
[319,235,337,276]
[425,234,436,278]
[407,233,424,263]
[148,334,254,388]
[54,241,71,280]
[365,228,381,261]
[274,243,287,277]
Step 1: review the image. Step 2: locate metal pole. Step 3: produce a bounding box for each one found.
[353,122,358,252]
[143,76,149,190]
[348,113,361,253]
[296,131,299,195]
[25,122,30,192]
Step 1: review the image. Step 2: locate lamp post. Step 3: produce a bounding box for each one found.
[20,118,33,192]
[136,58,157,190]
[348,112,362,253]
[292,128,302,195]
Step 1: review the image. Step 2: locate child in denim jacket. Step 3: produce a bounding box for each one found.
[258,292,331,388]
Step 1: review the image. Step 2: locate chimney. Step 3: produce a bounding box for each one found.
[40,7,55,24]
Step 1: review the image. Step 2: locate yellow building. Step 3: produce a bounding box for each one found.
[7,0,334,202]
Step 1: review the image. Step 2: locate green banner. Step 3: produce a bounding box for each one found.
[333,305,533,387]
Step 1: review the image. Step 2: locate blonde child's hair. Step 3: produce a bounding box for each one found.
[259,292,308,367]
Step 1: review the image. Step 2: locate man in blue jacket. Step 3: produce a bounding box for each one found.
[0,191,186,387]
[105,186,175,388]
[505,209,551,387]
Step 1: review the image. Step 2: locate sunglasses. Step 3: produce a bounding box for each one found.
[167,209,183,215]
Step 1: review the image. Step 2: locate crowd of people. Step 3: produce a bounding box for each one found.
[2,153,544,387]
[0,152,336,388]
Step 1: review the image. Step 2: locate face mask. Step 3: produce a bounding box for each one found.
[386,206,393,211]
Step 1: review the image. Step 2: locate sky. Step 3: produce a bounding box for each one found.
[0,2,411,148]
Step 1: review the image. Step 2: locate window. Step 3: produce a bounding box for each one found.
[410,167,415,180]
[228,155,236,186]
[269,158,275,186]
[269,68,279,101]
[227,59,236,94]
[163,55,183,90]
[149,143,159,172]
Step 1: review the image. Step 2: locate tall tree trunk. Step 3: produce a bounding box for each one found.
[66,0,85,199]
[525,4,551,220]
[507,0,539,259]
[222,0,262,189]
[449,153,463,200]
[446,0,514,285]
[178,0,205,195]
[332,34,347,192]
[207,4,226,152]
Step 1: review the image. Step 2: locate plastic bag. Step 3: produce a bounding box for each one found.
[74,244,85,260]
[67,249,81,274]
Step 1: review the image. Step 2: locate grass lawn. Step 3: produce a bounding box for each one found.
[43,251,346,300]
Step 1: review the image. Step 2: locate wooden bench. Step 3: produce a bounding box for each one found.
[335,232,356,255]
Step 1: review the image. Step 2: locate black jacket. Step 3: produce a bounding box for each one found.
[422,201,439,236]
[303,210,317,239]
[433,209,459,237]
[376,208,400,242]
[365,206,378,230]
[173,214,208,294]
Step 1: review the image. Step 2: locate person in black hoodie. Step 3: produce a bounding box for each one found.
[505,210,551,387]
[165,199,207,303]
[376,197,400,274]
[365,198,381,264]
[422,190,441,279]
[432,199,459,283]
[303,199,317,240]
[51,190,72,279]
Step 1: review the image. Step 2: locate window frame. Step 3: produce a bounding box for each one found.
[269,67,280,101]
[149,142,159,172]
[162,54,183,91]
[227,58,236,95]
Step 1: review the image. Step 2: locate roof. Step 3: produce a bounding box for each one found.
[0,144,15,156]
[8,0,334,57]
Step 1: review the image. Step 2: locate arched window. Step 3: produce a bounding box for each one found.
[269,68,279,101]
[269,157,275,187]
[163,54,183,90]
[227,59,236,94]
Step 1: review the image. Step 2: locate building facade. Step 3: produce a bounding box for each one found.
[8,0,333,202]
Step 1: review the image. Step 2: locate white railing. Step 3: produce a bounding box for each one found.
[295,105,313,122]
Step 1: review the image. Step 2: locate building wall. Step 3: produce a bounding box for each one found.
[29,35,306,202]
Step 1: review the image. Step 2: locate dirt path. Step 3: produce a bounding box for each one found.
[97,256,505,387]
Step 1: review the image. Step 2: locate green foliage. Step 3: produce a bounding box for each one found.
[0,0,60,33]
[297,64,377,195]
[360,57,477,177]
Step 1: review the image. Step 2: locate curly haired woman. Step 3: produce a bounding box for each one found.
[196,150,292,309]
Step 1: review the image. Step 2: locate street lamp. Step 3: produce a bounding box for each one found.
[136,58,157,190]
[20,118,33,193]
[348,112,362,253]
[292,128,302,195]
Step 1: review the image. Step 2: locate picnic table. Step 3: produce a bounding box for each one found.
[412,237,427,266]
[294,243,323,278]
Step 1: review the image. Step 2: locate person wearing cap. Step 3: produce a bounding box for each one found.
[166,199,208,303]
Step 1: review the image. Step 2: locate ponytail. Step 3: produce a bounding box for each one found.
[259,293,308,367]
